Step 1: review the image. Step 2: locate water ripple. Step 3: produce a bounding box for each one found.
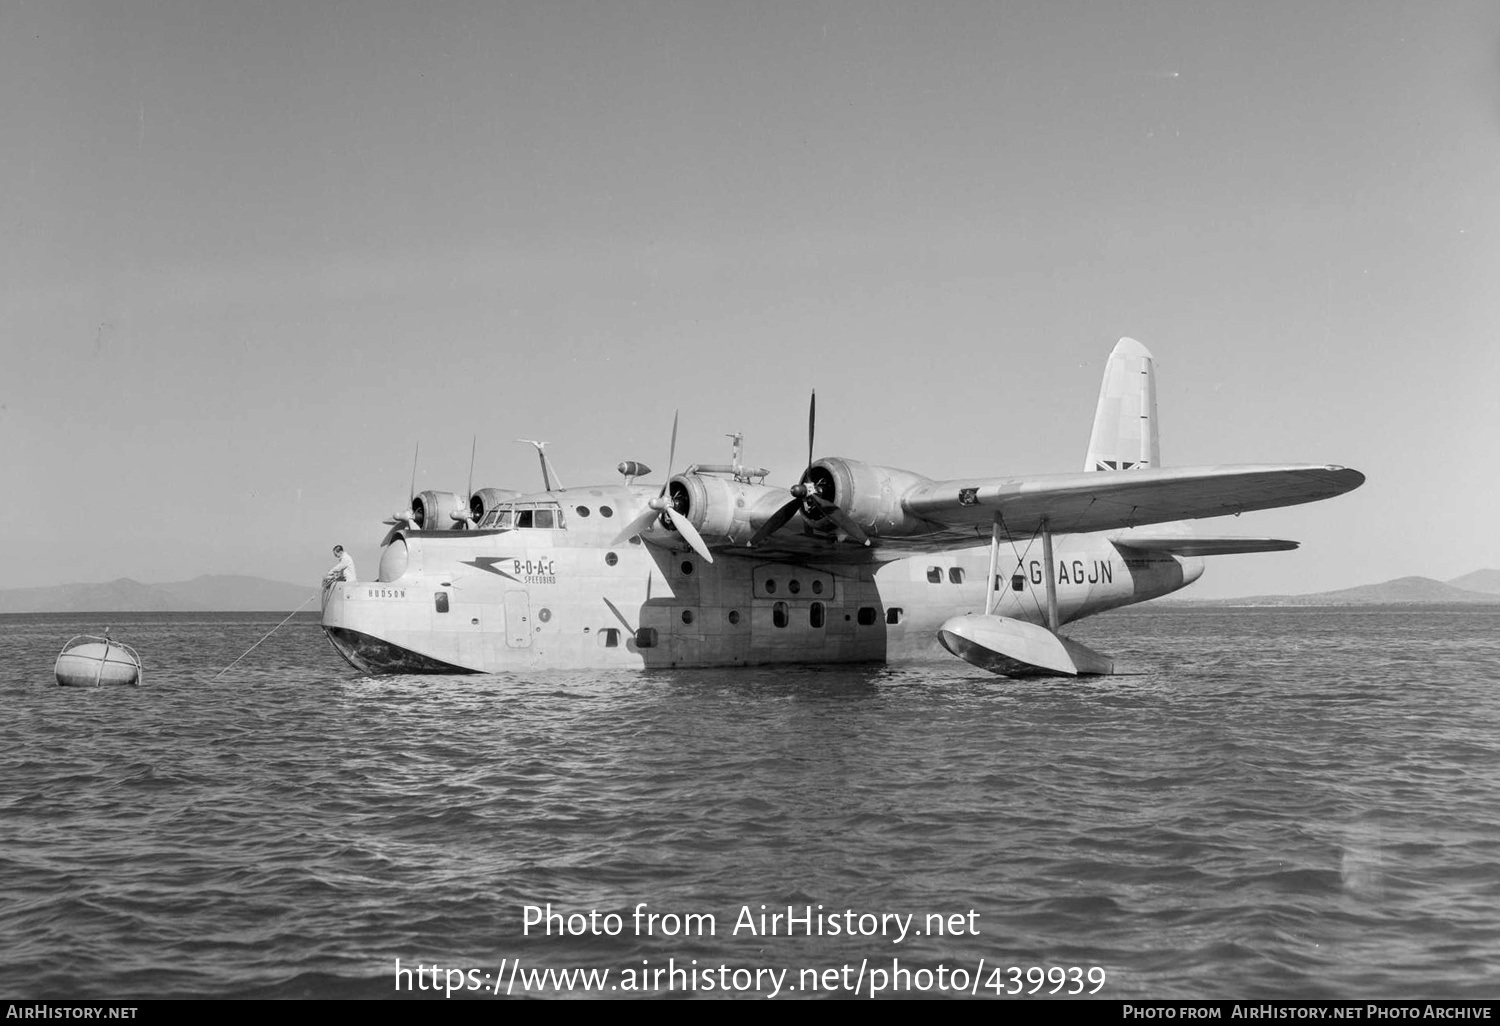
[1,609,1498,998]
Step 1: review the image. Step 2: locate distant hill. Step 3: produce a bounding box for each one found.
[1173,574,1500,607]
[0,575,320,613]
[154,575,320,611]
[0,578,187,614]
[1292,576,1500,605]
[1447,569,1500,595]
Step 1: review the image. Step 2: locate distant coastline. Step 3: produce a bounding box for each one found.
[3,570,1496,614]
[1162,570,1500,608]
[0,575,319,614]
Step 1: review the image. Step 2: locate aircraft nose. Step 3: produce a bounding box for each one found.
[321,578,352,632]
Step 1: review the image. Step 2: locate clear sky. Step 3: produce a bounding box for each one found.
[4,1,1497,598]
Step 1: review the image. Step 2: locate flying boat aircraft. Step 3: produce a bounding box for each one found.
[322,339,1363,676]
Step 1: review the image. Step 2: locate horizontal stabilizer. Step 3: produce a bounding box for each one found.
[1113,536,1299,557]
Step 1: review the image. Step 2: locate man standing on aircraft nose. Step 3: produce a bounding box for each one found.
[325,545,356,584]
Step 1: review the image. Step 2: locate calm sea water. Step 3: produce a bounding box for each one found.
[1,608,1497,1000]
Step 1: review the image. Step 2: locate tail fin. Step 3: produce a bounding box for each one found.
[1084,337,1160,472]
[1090,340,1298,560]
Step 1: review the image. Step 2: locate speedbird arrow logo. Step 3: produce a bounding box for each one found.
[463,557,521,582]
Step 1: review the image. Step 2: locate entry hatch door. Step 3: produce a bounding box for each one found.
[504,591,531,648]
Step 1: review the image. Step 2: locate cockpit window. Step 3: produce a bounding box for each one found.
[487,503,565,530]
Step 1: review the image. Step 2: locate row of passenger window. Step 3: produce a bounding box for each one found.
[480,502,619,530]
[433,597,904,642]
[434,592,904,630]
[927,567,1030,592]
[770,602,897,627]
[629,605,903,647]
[762,577,826,596]
[769,602,903,627]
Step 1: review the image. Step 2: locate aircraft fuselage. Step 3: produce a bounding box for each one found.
[321,484,1201,673]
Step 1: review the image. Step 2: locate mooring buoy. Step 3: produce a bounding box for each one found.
[55,630,142,687]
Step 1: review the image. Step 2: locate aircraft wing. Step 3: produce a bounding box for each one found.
[902,464,1364,541]
[1111,536,1299,556]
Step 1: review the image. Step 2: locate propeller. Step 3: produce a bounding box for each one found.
[380,443,421,547]
[748,392,816,545]
[749,392,871,547]
[451,435,477,526]
[612,411,715,564]
[602,572,655,636]
[807,483,872,547]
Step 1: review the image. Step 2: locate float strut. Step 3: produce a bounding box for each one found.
[985,516,1002,617]
[1041,520,1059,632]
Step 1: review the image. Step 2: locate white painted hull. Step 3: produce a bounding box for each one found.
[321,521,1199,673]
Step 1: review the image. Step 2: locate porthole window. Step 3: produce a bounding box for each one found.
[680,560,694,576]
[681,610,694,625]
[635,627,657,648]
[949,567,965,584]
[600,505,614,517]
[728,610,741,625]
[886,607,903,625]
[857,607,877,626]
[764,579,777,595]
[772,601,789,628]
[538,608,552,623]
[434,592,450,614]
[809,602,825,628]
[788,579,801,595]
[605,552,619,566]
[926,567,942,584]
[576,506,591,517]
[811,580,824,595]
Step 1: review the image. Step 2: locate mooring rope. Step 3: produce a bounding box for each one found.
[213,594,318,680]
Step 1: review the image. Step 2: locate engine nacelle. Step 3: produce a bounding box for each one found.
[410,490,468,531]
[470,487,522,523]
[665,474,800,546]
[804,458,937,539]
